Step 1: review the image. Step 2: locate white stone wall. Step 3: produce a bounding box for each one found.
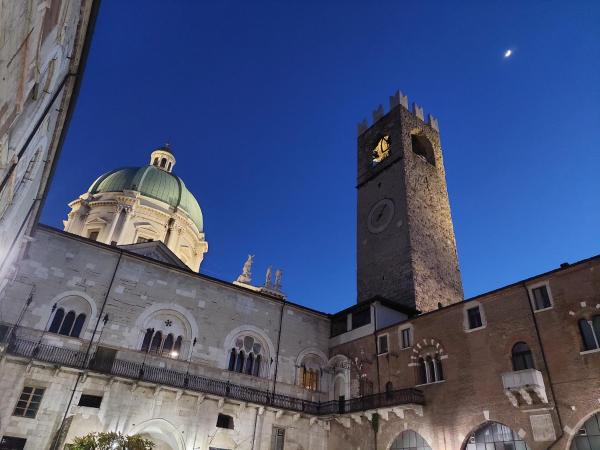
[0,357,330,450]
[1,226,331,394]
[0,0,96,287]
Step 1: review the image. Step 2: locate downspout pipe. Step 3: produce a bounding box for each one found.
[51,250,123,450]
[522,283,565,449]
[271,298,286,401]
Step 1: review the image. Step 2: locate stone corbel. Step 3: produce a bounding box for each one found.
[292,413,301,423]
[350,414,362,425]
[217,398,225,410]
[175,390,183,402]
[275,410,283,420]
[257,406,264,416]
[532,386,548,404]
[391,407,405,419]
[518,388,533,405]
[378,409,389,421]
[153,386,161,398]
[504,390,518,407]
[309,417,318,426]
[335,417,351,429]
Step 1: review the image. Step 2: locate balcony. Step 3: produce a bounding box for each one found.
[501,369,548,407]
[2,334,424,416]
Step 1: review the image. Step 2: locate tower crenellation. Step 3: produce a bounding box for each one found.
[357,90,439,136]
[356,89,463,313]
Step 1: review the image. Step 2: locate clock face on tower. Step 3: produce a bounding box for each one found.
[367,198,395,234]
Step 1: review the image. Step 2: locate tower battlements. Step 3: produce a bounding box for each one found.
[357,90,439,136]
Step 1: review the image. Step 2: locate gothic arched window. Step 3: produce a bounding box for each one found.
[173,336,183,355]
[149,331,162,354]
[228,348,237,371]
[417,357,427,385]
[59,311,76,336]
[141,328,153,352]
[434,355,444,381]
[579,317,600,351]
[48,308,64,333]
[71,314,86,338]
[512,342,535,370]
[228,334,266,378]
[49,310,85,337]
[235,350,245,373]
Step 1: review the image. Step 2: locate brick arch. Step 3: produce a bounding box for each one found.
[460,421,531,450]
[566,409,600,450]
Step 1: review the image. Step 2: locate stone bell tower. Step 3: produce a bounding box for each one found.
[356,91,463,313]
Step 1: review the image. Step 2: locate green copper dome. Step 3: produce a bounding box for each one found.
[88,165,203,232]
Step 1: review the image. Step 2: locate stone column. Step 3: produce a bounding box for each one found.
[104,204,124,244]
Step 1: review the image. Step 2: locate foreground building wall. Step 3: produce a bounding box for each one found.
[0,0,97,288]
[329,257,600,450]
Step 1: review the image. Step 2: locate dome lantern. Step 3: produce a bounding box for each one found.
[150,143,176,173]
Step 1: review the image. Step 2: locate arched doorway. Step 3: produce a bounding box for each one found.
[571,411,600,450]
[464,422,530,450]
[390,430,432,450]
[129,418,185,450]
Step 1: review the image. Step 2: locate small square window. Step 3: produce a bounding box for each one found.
[0,436,27,450]
[531,285,552,310]
[400,328,412,349]
[78,394,103,408]
[271,427,285,450]
[88,230,99,241]
[13,386,44,418]
[467,306,483,329]
[377,335,389,355]
[216,413,234,429]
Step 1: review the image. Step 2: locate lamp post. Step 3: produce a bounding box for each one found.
[33,302,57,357]
[184,337,197,387]
[139,328,154,379]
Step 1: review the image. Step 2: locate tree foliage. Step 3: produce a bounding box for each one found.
[69,432,155,450]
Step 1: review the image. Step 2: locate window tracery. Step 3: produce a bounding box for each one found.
[228,335,264,377]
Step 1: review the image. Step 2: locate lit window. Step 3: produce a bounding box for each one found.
[140,328,183,359]
[13,386,44,418]
[377,334,389,355]
[531,284,552,310]
[301,366,319,391]
[579,317,600,351]
[400,327,412,349]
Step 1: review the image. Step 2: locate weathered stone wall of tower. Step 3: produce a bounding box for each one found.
[397,105,463,310]
[356,92,462,312]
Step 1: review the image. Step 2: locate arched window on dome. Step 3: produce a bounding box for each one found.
[160,158,167,168]
[153,157,159,166]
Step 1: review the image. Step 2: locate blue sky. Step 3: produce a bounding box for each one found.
[42,1,600,313]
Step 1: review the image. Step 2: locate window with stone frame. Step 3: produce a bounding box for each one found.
[13,386,44,418]
[416,347,444,385]
[511,342,535,370]
[578,316,600,351]
[0,436,27,450]
[400,327,412,349]
[271,427,285,450]
[87,230,100,241]
[467,306,483,329]
[530,284,552,311]
[228,335,264,377]
[48,300,89,339]
[377,334,389,355]
[141,328,183,359]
